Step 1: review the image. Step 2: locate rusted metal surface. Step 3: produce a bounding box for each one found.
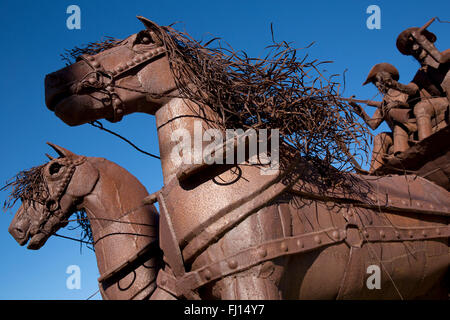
[5,143,162,300]
[5,17,449,300]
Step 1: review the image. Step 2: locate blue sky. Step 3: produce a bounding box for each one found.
[0,0,448,299]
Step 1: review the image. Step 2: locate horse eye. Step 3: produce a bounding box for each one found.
[48,162,62,175]
[141,36,151,44]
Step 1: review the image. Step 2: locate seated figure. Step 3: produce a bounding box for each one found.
[350,63,414,173]
[389,19,449,140]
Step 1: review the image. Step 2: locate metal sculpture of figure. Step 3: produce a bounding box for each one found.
[13,17,450,299]
[349,63,414,173]
[389,18,449,140]
[4,143,162,300]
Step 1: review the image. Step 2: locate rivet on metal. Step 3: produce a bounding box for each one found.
[127,61,134,67]
[379,230,385,238]
[296,240,304,248]
[113,99,122,107]
[395,231,401,239]
[258,247,267,258]
[314,236,321,244]
[436,228,441,235]
[280,242,288,252]
[408,231,414,238]
[87,56,95,61]
[332,231,339,240]
[422,230,427,237]
[363,231,369,238]
[92,61,100,68]
[228,260,238,269]
[204,269,212,280]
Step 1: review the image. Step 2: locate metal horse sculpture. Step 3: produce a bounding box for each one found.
[7,143,161,300]
[41,17,450,299]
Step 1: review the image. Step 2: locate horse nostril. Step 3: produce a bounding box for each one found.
[46,74,61,87]
[15,227,24,237]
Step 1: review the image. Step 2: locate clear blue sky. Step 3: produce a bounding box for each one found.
[0,0,448,299]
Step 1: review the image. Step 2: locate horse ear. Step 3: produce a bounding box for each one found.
[136,16,160,31]
[46,142,76,158]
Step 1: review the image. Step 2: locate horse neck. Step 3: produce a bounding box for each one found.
[155,97,219,185]
[79,158,157,278]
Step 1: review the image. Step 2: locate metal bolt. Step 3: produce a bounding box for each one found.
[379,230,385,238]
[436,228,441,235]
[112,99,122,107]
[363,231,369,238]
[422,230,427,237]
[116,66,123,72]
[204,270,212,280]
[257,248,267,258]
[332,231,340,240]
[395,231,401,239]
[92,61,100,68]
[144,52,152,58]
[408,231,414,238]
[314,236,321,244]
[228,260,238,269]
[88,77,96,84]
[105,86,114,92]
[127,61,134,67]
[280,242,288,252]
[296,240,304,248]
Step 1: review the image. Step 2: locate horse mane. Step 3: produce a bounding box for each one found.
[60,36,122,66]
[151,23,371,176]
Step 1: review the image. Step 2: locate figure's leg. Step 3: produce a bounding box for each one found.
[393,125,409,155]
[414,98,449,140]
[370,132,392,173]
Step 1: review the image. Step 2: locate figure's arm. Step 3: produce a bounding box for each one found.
[350,102,383,130]
[388,80,419,96]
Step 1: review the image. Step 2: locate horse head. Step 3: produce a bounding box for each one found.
[8,143,99,249]
[45,17,176,126]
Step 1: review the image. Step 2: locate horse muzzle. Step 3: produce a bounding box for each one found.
[44,60,93,111]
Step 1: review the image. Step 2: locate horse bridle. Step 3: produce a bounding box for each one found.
[75,45,167,122]
[36,156,87,230]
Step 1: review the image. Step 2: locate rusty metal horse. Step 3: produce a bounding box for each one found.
[6,143,161,300]
[31,17,450,299]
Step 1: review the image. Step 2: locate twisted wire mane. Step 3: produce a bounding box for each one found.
[151,23,371,178]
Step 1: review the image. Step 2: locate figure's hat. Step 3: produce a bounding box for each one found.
[363,63,400,86]
[396,27,437,56]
